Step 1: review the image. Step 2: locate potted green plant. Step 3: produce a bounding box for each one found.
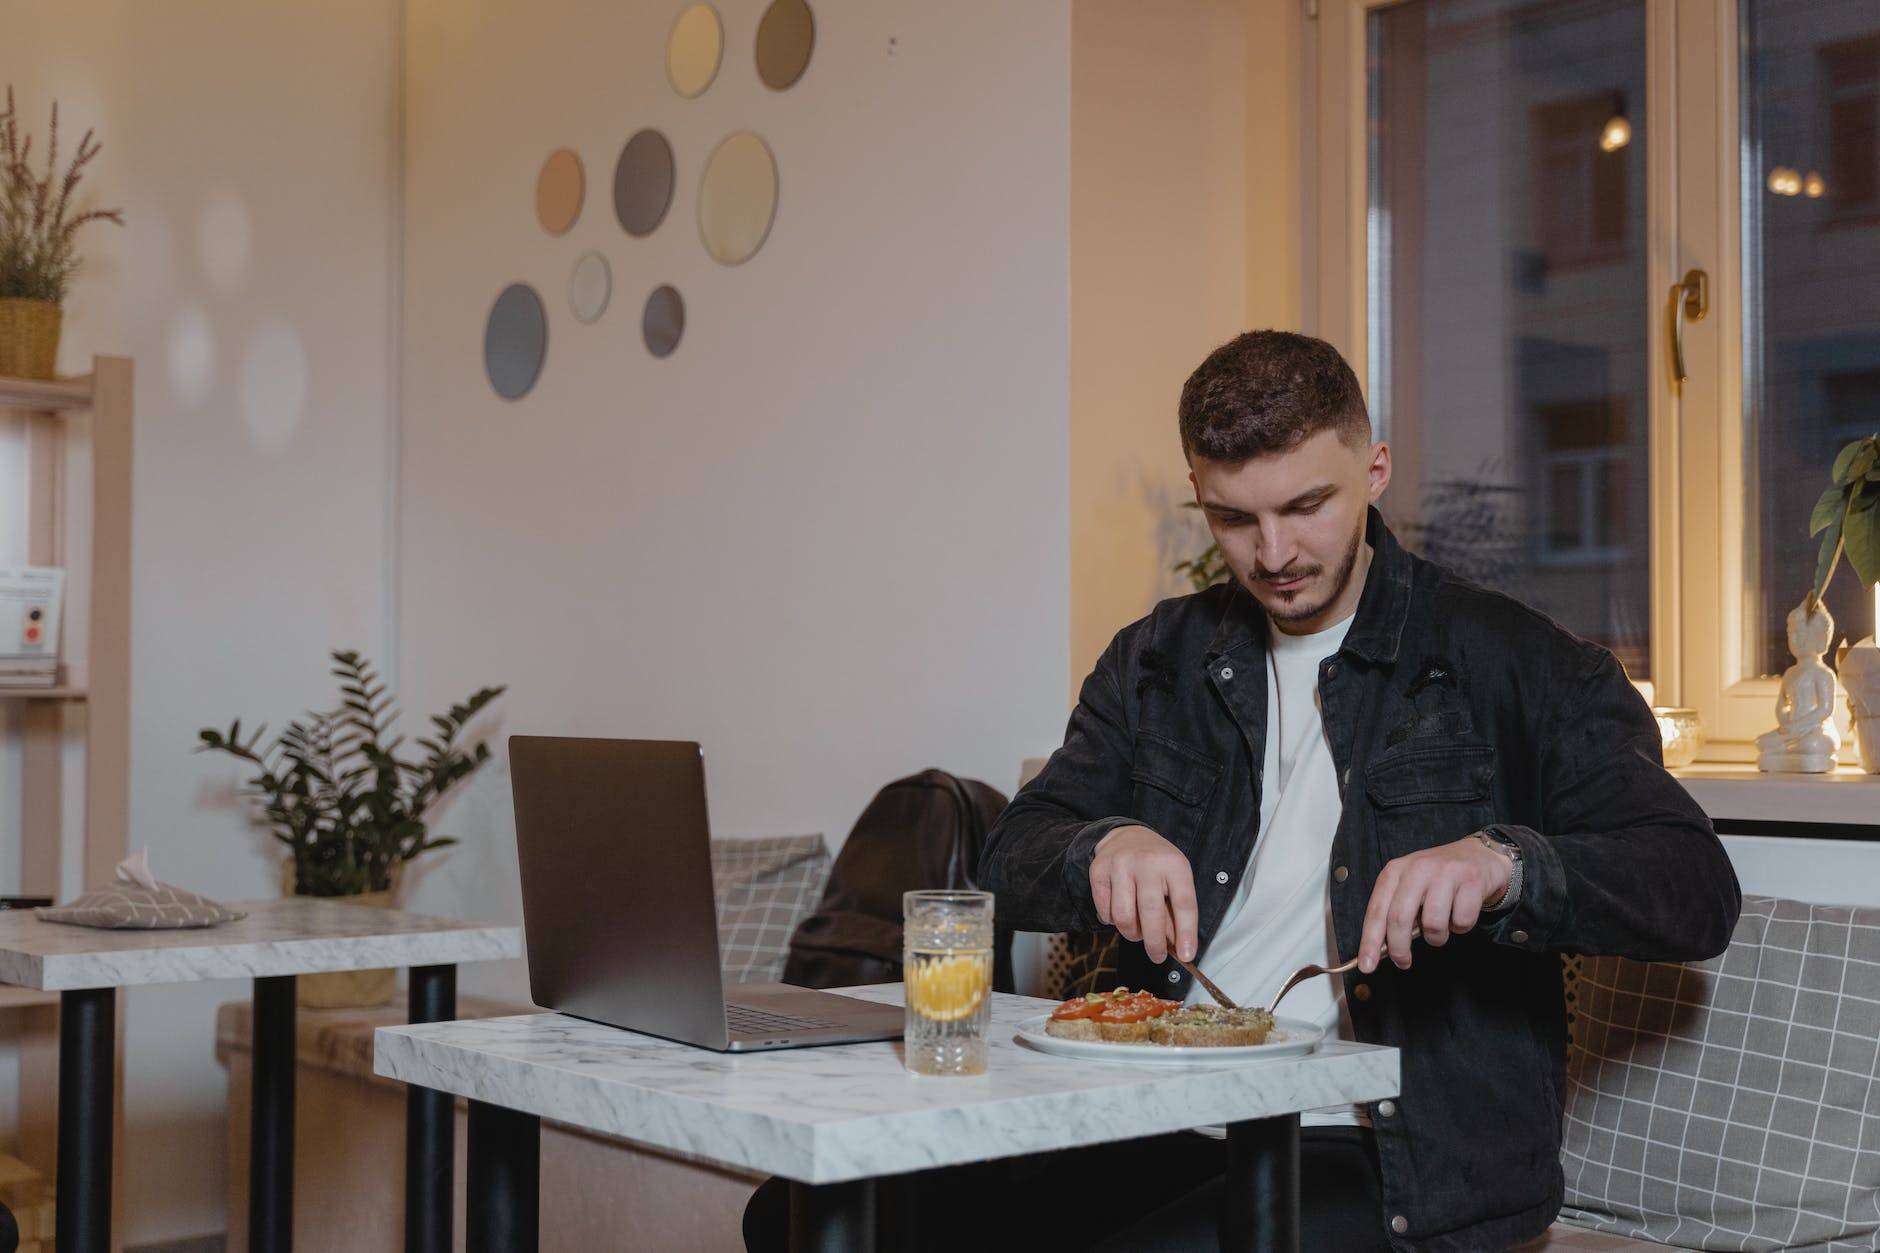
[197,650,505,1005]
[1,88,123,380]
[1810,434,1880,771]
[1172,502,1230,591]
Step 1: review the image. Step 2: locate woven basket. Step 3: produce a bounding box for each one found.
[0,299,61,380]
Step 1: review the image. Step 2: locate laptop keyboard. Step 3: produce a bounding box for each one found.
[726,1003,840,1035]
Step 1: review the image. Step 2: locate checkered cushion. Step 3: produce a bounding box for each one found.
[1560,895,1880,1251]
[710,834,829,984]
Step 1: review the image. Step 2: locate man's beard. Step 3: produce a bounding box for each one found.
[1259,521,1364,625]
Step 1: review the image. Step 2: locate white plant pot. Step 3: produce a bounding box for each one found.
[1841,637,1880,773]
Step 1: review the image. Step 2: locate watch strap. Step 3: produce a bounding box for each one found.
[1476,829,1523,912]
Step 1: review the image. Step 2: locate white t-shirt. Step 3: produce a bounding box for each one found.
[1188,609,1366,1128]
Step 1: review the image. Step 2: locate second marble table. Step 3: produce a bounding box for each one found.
[374,984,1401,1252]
[0,897,521,1253]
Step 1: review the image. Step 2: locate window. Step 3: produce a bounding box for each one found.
[1532,93,1632,270]
[1317,0,1880,754]
[1363,0,1650,679]
[1536,397,1631,565]
[1823,34,1880,220]
[1743,3,1880,683]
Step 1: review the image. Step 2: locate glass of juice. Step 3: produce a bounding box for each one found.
[902,890,994,1075]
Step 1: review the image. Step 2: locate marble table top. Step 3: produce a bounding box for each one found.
[374,984,1400,1184]
[0,898,521,990]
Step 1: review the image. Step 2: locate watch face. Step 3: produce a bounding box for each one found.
[1482,830,1519,856]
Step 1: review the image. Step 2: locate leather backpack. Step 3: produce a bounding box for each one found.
[783,769,1014,993]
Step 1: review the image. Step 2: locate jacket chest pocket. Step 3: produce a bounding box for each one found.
[1129,731,1222,851]
[1364,743,1496,858]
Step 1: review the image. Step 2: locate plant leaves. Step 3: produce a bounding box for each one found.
[1834,439,1869,486]
[1817,513,1844,598]
[1847,507,1880,591]
[1811,486,1847,535]
[196,648,503,885]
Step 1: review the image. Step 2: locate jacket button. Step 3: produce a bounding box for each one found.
[1333,865,1349,883]
[1391,1216,1408,1234]
[1215,870,1229,884]
[1327,662,1339,678]
[1377,1099,1396,1118]
[1220,666,1234,681]
[1352,982,1371,1002]
[1512,930,1530,944]
[1167,970,1181,983]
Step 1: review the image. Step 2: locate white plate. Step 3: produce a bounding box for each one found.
[1014,1014,1324,1065]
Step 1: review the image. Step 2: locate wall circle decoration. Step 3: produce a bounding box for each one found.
[535,149,585,235]
[569,251,612,324]
[643,285,685,357]
[755,0,815,91]
[667,4,724,99]
[697,132,778,266]
[485,283,548,399]
[614,129,676,238]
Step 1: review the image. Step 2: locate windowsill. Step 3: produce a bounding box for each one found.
[1671,762,1880,829]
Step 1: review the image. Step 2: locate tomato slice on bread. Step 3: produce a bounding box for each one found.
[1049,995,1108,1021]
[1096,991,1182,1024]
[1051,988,1182,1023]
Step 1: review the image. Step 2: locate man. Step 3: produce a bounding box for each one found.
[978,330,1741,1250]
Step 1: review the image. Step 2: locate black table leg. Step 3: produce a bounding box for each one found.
[875,1174,917,1251]
[56,987,114,1253]
[467,1100,538,1253]
[250,974,296,1253]
[789,1179,877,1253]
[1220,1114,1300,1253]
[406,964,457,1253]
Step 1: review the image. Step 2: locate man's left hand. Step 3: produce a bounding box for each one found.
[1357,834,1512,973]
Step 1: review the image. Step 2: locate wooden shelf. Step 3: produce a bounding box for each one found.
[0,986,58,1011]
[6,353,132,1176]
[0,374,93,413]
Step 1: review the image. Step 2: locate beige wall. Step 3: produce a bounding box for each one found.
[1,0,401,1243]
[2,0,1307,1240]
[395,0,1074,1004]
[1068,0,1305,685]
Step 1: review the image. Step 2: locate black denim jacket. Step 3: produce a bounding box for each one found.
[980,507,1741,1251]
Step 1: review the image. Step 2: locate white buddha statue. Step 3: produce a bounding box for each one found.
[1757,599,1840,773]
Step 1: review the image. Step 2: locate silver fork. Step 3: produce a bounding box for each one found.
[1267,927,1421,1014]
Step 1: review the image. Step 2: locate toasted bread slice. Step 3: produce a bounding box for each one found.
[1043,1016,1101,1041]
[1094,1017,1154,1043]
[1148,1006,1276,1047]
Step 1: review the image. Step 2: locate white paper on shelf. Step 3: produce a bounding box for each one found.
[0,566,65,671]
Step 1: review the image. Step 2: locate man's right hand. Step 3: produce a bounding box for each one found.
[1090,825,1198,965]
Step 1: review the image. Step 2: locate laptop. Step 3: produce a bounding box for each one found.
[509,735,905,1052]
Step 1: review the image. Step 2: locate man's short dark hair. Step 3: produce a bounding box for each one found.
[1178,330,1372,462]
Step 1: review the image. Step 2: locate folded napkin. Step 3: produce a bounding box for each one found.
[37,850,247,930]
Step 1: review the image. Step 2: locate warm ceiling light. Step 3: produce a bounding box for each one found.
[1599,114,1632,153]
[1804,170,1826,199]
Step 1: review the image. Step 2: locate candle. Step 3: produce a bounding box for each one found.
[1652,707,1703,768]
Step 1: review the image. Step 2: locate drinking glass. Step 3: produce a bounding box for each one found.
[901,890,994,1075]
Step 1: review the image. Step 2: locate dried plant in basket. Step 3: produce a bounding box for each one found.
[1,86,124,304]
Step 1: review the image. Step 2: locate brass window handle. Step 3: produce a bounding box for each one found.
[1670,268,1709,385]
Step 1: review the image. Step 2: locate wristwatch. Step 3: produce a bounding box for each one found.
[1475,829,1523,912]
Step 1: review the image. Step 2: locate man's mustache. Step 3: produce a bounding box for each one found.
[1252,565,1321,583]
